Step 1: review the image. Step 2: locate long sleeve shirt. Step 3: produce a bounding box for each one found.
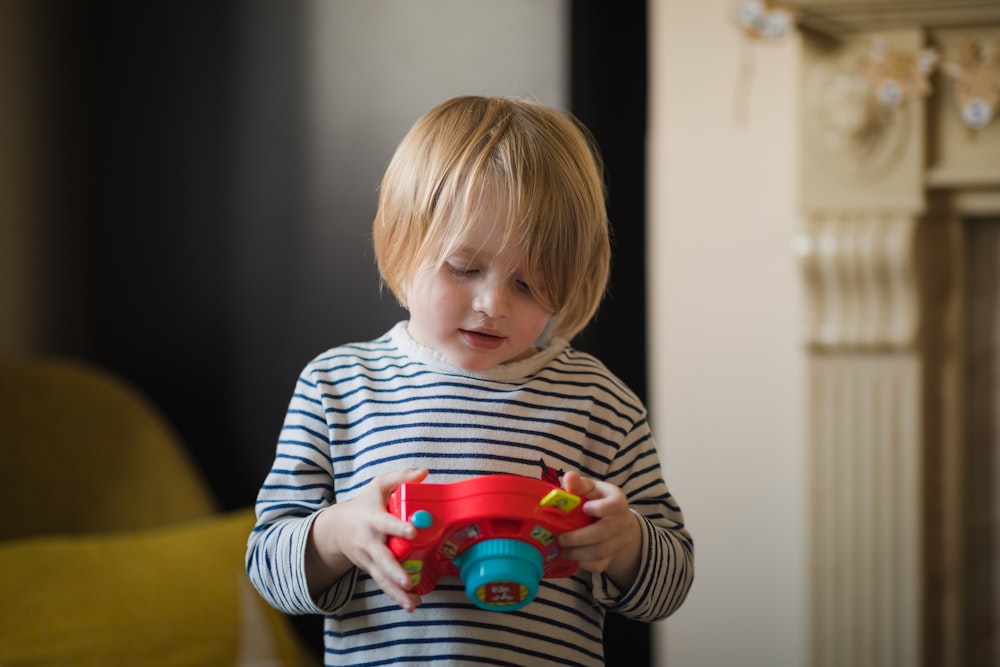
[247,322,693,666]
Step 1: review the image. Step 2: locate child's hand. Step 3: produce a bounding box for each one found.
[557,470,642,591]
[307,468,428,612]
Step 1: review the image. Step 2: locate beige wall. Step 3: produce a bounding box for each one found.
[648,1,807,665]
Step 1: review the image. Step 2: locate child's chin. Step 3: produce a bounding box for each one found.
[447,349,504,372]
[452,356,500,372]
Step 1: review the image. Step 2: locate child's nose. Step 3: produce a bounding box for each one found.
[473,281,508,319]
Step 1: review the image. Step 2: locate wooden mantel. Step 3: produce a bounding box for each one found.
[788,2,1000,665]
[786,0,1000,38]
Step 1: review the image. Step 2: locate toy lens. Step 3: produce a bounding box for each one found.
[453,538,544,612]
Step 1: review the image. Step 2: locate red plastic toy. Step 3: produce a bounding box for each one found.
[387,474,592,611]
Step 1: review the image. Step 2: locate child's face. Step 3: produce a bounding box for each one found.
[404,207,552,372]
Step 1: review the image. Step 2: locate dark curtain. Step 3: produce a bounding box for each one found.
[570,2,652,665]
[38,0,249,509]
[36,1,312,512]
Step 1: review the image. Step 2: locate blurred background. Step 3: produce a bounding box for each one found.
[2,0,811,665]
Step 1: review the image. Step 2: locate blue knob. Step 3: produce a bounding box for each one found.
[410,510,433,530]
[453,539,543,612]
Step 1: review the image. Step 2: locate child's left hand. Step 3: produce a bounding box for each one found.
[557,470,642,591]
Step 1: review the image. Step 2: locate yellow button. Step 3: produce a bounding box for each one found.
[539,489,581,513]
[401,560,423,586]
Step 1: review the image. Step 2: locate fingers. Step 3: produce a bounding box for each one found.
[561,470,622,518]
[373,469,430,604]
[325,469,431,611]
[376,468,429,500]
[561,469,597,499]
[557,470,639,579]
[376,469,429,540]
[367,568,421,612]
[365,548,423,612]
[558,510,639,577]
[341,513,424,611]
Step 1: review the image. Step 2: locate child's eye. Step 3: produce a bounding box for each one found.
[515,279,534,294]
[446,262,477,277]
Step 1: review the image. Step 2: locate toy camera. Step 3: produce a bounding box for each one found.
[387,474,591,612]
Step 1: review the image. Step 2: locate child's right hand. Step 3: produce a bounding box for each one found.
[306,468,429,611]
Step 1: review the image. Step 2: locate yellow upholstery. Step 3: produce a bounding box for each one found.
[0,359,316,666]
[0,359,216,539]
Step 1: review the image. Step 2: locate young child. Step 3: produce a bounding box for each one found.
[247,95,693,666]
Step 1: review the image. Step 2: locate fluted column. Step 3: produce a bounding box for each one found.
[797,210,923,667]
[798,29,927,667]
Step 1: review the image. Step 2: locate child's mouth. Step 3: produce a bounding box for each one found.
[461,329,505,351]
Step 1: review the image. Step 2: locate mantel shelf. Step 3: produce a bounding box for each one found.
[926,168,1000,190]
[784,0,1000,38]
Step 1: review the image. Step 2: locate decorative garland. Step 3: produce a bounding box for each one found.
[731,0,1000,131]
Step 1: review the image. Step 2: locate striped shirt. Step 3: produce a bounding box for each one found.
[247,322,693,666]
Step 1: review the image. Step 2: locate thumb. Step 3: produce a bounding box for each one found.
[561,470,595,499]
[379,468,429,499]
[401,468,429,484]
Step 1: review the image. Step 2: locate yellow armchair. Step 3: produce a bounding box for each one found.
[0,359,315,666]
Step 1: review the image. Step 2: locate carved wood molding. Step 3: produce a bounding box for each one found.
[796,209,919,349]
[797,28,927,351]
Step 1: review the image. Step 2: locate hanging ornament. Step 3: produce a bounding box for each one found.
[804,47,910,184]
[941,39,1000,131]
[733,0,798,41]
[860,37,938,107]
[730,1,798,125]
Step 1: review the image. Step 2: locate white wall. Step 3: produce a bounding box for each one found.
[300,0,568,339]
[648,2,808,665]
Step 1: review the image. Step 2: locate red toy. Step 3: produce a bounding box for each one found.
[387,474,592,611]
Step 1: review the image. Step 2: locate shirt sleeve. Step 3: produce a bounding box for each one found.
[245,363,359,615]
[591,418,694,621]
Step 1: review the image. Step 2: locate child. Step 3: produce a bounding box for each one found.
[247,95,693,666]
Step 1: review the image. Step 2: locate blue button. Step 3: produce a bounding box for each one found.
[411,510,433,530]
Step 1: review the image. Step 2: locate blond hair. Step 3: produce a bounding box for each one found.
[373,96,610,341]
